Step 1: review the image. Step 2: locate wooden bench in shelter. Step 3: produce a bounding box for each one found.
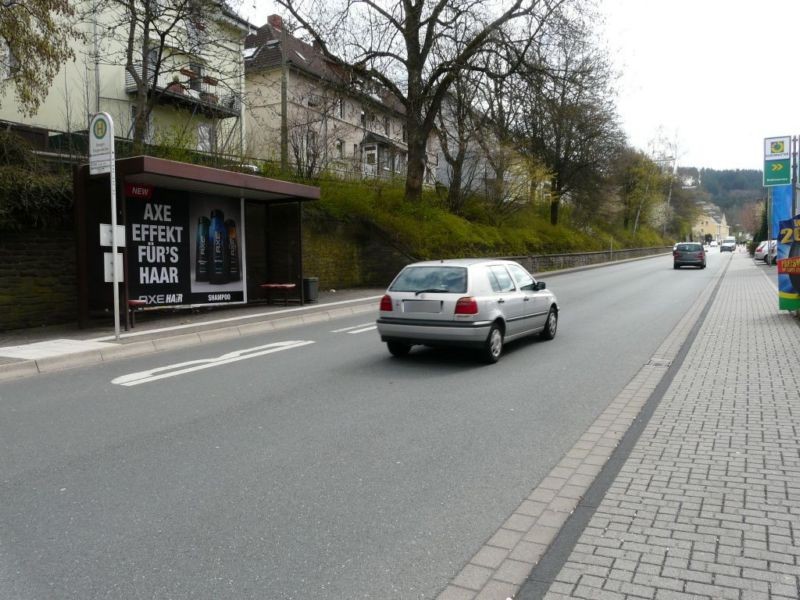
[260,283,297,306]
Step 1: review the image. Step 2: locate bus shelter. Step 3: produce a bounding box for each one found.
[74,156,320,328]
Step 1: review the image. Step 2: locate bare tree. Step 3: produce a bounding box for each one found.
[435,71,483,213]
[472,58,528,214]
[513,10,623,225]
[275,0,570,202]
[95,0,247,153]
[612,147,669,233]
[287,92,343,178]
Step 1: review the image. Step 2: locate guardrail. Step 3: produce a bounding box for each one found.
[504,246,673,274]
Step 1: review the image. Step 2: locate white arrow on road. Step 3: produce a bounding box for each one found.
[111,340,315,386]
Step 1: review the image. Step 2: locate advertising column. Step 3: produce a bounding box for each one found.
[777,213,800,310]
[763,136,794,309]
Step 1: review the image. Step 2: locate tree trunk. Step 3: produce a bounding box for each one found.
[447,160,464,213]
[405,135,426,202]
[550,178,562,225]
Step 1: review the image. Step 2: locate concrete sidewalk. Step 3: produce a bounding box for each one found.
[0,288,384,381]
[534,255,800,598]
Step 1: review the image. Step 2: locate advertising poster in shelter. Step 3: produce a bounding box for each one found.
[126,185,244,306]
[777,213,800,311]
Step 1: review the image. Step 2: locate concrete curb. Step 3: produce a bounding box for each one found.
[0,301,378,383]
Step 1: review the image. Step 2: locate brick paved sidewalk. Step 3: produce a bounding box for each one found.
[543,256,800,599]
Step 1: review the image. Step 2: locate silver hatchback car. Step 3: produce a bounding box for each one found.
[376,259,559,363]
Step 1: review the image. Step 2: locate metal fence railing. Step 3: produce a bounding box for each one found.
[503,247,673,275]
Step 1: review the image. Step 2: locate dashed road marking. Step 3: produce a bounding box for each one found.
[331,322,375,333]
[346,325,377,334]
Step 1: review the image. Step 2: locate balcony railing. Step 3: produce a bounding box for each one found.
[124,65,240,118]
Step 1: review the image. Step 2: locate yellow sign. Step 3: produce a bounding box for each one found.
[765,136,791,161]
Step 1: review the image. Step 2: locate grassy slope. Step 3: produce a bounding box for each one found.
[310,178,668,260]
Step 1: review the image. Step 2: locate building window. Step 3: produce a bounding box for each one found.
[188,62,204,92]
[187,18,206,50]
[337,98,345,119]
[353,143,359,158]
[197,122,214,152]
[365,145,377,165]
[384,116,390,135]
[402,126,407,143]
[336,139,344,158]
[306,130,318,156]
[0,41,18,80]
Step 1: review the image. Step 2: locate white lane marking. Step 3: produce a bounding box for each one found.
[331,322,375,333]
[111,340,314,386]
[347,325,377,335]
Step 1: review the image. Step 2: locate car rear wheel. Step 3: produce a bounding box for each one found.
[541,307,558,340]
[481,324,503,364]
[387,342,411,357]
[674,264,680,269]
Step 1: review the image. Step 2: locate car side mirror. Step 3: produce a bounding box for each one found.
[535,281,546,291]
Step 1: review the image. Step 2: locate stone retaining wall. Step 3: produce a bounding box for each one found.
[0,229,77,331]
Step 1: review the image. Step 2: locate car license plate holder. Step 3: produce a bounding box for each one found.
[403,300,442,313]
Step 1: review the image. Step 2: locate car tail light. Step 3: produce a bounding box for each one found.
[454,296,479,315]
[379,294,393,311]
[673,251,679,257]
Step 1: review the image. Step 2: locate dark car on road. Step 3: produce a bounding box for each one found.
[673,242,706,269]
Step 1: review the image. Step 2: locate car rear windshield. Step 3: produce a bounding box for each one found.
[677,244,702,252]
[390,266,468,293]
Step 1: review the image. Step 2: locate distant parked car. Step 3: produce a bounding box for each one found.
[376,259,559,363]
[754,240,777,265]
[709,240,718,248]
[673,242,706,269]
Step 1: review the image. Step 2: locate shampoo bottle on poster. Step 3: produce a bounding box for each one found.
[195,216,210,282]
[209,209,229,284]
[225,219,240,281]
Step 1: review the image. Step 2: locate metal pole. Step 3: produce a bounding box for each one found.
[111,161,120,340]
[93,0,100,113]
[793,135,798,216]
[767,187,772,242]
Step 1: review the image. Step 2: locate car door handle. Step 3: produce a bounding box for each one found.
[523,297,531,301]
[497,298,505,304]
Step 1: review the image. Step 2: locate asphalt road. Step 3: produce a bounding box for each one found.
[0,251,727,599]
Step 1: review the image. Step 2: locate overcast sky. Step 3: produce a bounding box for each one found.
[240,0,784,172]
[600,0,791,172]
